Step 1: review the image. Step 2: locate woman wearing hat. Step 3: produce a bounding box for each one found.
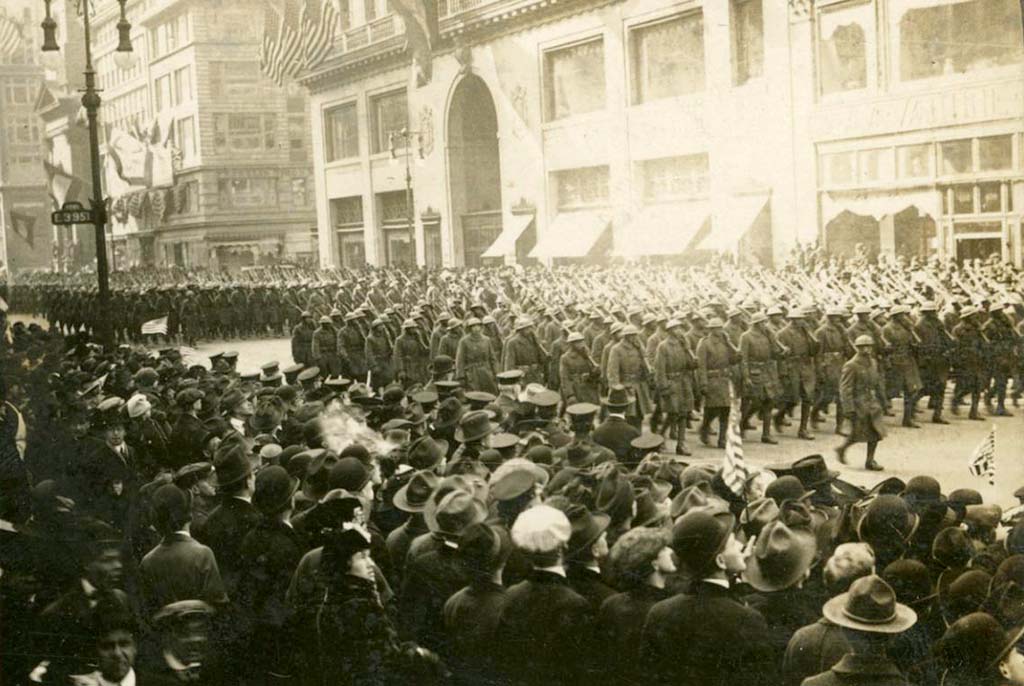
[318,525,443,686]
[837,335,887,471]
[456,318,499,395]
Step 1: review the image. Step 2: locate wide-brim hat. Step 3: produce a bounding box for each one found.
[743,520,818,592]
[790,454,839,489]
[566,507,611,557]
[393,470,441,513]
[455,410,499,443]
[425,489,488,540]
[823,575,917,634]
[252,466,299,514]
[407,436,449,470]
[603,384,632,409]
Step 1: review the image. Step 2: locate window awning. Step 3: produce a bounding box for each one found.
[700,194,770,251]
[614,201,709,256]
[529,210,610,259]
[821,189,941,224]
[481,213,534,258]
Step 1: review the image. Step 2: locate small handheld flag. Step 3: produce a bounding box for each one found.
[721,384,748,497]
[141,316,169,336]
[967,426,996,487]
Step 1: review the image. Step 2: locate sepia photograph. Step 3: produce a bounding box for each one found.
[0,0,1023,684]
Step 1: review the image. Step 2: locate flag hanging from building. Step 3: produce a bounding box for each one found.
[301,0,339,71]
[389,0,439,86]
[9,209,36,248]
[0,13,22,60]
[43,161,86,209]
[260,0,304,86]
[141,316,169,336]
[967,426,996,486]
[720,386,749,497]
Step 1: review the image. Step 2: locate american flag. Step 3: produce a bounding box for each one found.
[0,13,21,60]
[259,0,304,86]
[721,386,749,497]
[967,426,996,486]
[302,0,339,71]
[141,316,169,336]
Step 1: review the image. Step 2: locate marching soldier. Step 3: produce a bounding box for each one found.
[881,305,924,429]
[290,312,315,367]
[696,318,736,449]
[739,311,783,445]
[951,307,986,420]
[847,304,891,416]
[393,318,431,388]
[456,318,499,394]
[775,308,819,440]
[654,319,697,455]
[607,325,653,429]
[812,307,852,434]
[365,318,394,388]
[913,301,953,424]
[559,332,601,406]
[338,312,368,381]
[311,315,341,377]
[502,318,548,386]
[837,335,886,471]
[981,303,1018,416]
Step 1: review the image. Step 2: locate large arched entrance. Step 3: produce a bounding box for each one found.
[447,75,502,267]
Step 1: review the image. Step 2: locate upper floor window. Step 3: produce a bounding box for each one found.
[325,102,359,161]
[630,14,704,104]
[149,13,190,59]
[209,62,268,98]
[217,177,278,209]
[818,1,874,95]
[213,113,277,153]
[554,165,610,210]
[3,77,34,106]
[545,38,606,120]
[893,0,1023,82]
[370,90,407,154]
[731,0,763,85]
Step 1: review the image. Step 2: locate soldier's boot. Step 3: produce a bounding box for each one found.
[699,416,711,446]
[996,390,1014,417]
[932,391,950,424]
[772,408,786,433]
[761,407,777,444]
[968,393,983,420]
[810,404,822,428]
[675,421,691,456]
[865,442,883,471]
[902,392,920,428]
[797,402,815,440]
[716,411,728,449]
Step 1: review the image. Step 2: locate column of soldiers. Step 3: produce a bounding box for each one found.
[286,294,1022,472]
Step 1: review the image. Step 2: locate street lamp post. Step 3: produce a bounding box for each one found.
[41,0,137,348]
[389,128,424,267]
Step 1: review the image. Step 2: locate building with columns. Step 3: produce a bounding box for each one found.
[301,0,1024,268]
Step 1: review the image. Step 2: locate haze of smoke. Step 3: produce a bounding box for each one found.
[319,406,397,456]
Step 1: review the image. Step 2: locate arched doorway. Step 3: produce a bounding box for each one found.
[825,210,880,260]
[447,75,502,267]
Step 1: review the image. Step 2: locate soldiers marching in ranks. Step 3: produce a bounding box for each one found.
[812,307,853,434]
[739,311,784,445]
[775,309,819,440]
[607,326,653,429]
[981,304,1019,416]
[559,332,601,406]
[502,318,548,386]
[951,307,987,420]
[881,305,924,429]
[696,318,737,449]
[456,318,499,394]
[913,302,953,424]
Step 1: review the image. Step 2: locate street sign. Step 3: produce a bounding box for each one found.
[52,201,95,226]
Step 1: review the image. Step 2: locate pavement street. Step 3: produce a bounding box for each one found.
[13,315,1024,510]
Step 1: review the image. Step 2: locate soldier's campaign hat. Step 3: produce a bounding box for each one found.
[319,315,331,324]
[465,317,482,327]
[787,308,805,319]
[826,307,846,317]
[854,335,875,347]
[496,370,524,384]
[960,306,979,319]
[890,305,910,316]
[665,319,683,331]
[766,305,784,316]
[749,311,768,325]
[706,317,724,328]
[513,317,534,331]
[297,366,321,383]
[402,319,418,329]
[852,304,872,314]
[566,332,585,343]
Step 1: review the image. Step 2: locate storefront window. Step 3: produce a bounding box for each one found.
[818,1,873,95]
[325,102,359,161]
[953,185,973,214]
[643,155,709,200]
[893,0,1023,82]
[546,39,606,119]
[940,140,972,175]
[822,151,855,186]
[978,135,1013,171]
[370,90,408,154]
[897,144,931,178]
[630,13,704,104]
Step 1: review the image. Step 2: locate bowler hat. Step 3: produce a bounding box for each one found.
[765,475,813,505]
[670,483,729,520]
[214,446,252,490]
[328,457,371,493]
[460,523,512,573]
[937,612,1024,674]
[858,494,919,545]
[455,410,498,443]
[393,470,440,513]
[823,575,916,633]
[940,570,992,624]
[740,497,780,539]
[425,489,487,540]
[743,520,818,592]
[670,511,735,574]
[253,466,299,515]
[881,559,933,607]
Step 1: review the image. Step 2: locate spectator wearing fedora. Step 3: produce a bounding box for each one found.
[592,385,641,462]
[642,511,775,686]
[139,484,227,620]
[196,444,258,599]
[745,520,821,667]
[236,466,303,683]
[783,542,876,686]
[857,495,920,570]
[803,575,917,686]
[598,527,675,686]
[443,522,512,686]
[495,504,595,686]
[938,612,1024,686]
[71,401,139,533]
[386,469,440,586]
[447,410,497,478]
[560,504,613,611]
[399,488,486,654]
